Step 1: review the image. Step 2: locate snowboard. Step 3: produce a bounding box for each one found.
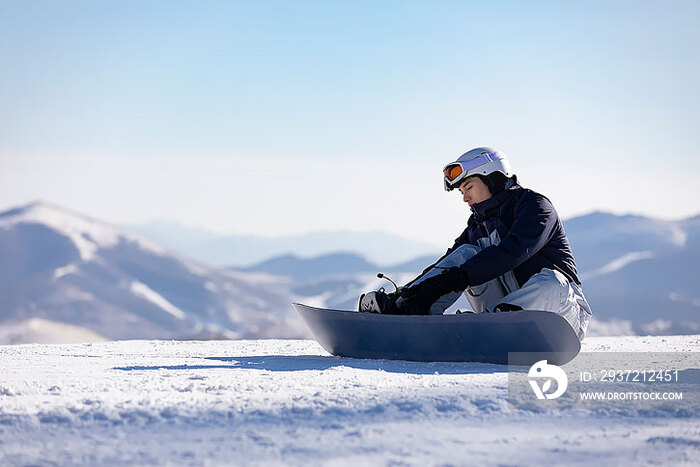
[293,303,581,365]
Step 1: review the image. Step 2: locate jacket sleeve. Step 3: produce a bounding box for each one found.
[458,193,558,286]
[414,227,471,278]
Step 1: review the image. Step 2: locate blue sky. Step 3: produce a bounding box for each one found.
[1,1,698,246]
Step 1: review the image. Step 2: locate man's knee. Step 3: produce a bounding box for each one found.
[437,244,479,268]
[524,268,568,291]
[454,244,480,257]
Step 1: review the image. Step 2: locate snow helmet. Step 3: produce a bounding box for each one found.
[442,147,513,192]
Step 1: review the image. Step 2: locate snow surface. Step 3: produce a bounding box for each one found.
[1,336,698,466]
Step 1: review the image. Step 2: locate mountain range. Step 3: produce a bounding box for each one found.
[232,211,700,335]
[0,201,698,343]
[130,220,442,267]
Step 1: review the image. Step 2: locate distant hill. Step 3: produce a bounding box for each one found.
[131,220,443,267]
[239,252,378,278]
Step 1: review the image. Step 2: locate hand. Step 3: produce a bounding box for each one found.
[396,267,468,315]
[414,267,468,294]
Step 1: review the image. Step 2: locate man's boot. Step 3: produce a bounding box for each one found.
[358,288,400,314]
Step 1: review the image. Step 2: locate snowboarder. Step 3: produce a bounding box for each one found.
[359,147,592,341]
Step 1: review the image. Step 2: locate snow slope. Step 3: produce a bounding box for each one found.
[1,336,698,466]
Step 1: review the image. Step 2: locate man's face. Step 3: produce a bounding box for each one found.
[458,176,492,207]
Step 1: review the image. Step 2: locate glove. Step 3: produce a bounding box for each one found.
[395,267,468,315]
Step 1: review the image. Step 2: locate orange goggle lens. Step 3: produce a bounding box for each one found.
[443,164,463,181]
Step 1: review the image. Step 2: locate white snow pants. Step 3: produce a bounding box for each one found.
[408,244,593,341]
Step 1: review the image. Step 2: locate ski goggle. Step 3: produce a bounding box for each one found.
[443,164,465,183]
[442,163,471,191]
[442,151,507,191]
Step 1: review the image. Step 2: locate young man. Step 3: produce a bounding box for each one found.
[359,147,592,341]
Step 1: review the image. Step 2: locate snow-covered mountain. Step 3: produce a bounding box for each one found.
[0,201,307,343]
[563,212,700,335]
[2,201,698,343]
[563,211,696,272]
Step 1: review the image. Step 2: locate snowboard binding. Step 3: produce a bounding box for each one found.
[358,288,399,314]
[358,273,401,314]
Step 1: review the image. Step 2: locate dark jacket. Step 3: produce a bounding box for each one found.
[449,182,580,287]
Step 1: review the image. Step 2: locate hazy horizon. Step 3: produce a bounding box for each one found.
[1,198,697,245]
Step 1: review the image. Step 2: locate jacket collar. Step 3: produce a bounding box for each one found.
[470,179,521,222]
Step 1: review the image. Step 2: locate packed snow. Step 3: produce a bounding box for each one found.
[1,336,698,466]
